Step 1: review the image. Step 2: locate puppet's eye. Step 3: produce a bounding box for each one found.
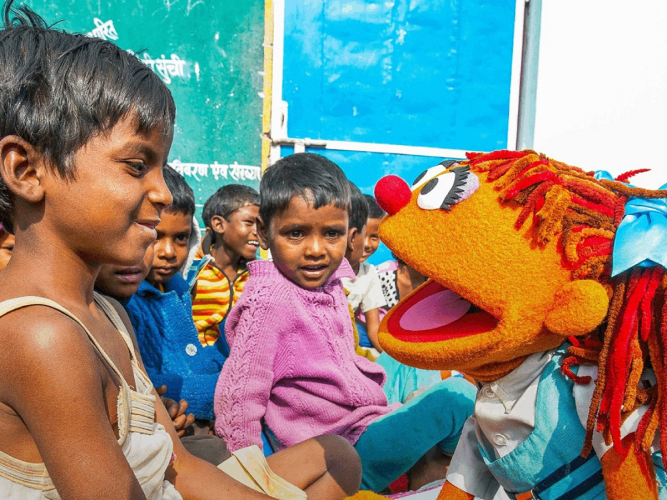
[411,160,459,191]
[417,166,480,211]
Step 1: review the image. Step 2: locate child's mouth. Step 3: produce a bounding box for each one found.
[247,240,259,248]
[115,268,144,283]
[301,264,328,277]
[153,267,177,276]
[136,219,160,236]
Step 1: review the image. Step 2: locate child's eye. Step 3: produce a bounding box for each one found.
[326,230,342,238]
[125,161,148,174]
[175,235,189,244]
[288,230,304,239]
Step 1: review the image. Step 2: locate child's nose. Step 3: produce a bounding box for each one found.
[374,175,412,215]
[150,169,173,210]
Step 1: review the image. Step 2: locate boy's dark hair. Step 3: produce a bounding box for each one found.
[364,194,385,220]
[348,182,369,232]
[260,153,350,227]
[163,165,195,217]
[0,1,176,232]
[202,184,259,244]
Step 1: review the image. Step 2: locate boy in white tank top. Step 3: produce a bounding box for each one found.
[0,1,361,499]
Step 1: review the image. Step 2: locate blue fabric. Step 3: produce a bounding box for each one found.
[124,274,228,420]
[376,352,443,405]
[354,376,476,491]
[480,345,604,499]
[593,170,667,277]
[356,322,372,349]
[612,195,667,276]
[479,345,667,500]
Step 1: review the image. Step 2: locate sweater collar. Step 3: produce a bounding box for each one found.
[136,272,189,298]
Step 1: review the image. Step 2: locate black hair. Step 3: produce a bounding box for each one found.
[259,153,350,227]
[202,184,259,244]
[163,165,194,217]
[348,182,369,232]
[364,193,385,220]
[0,0,176,232]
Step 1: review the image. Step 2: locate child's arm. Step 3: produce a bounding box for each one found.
[0,308,147,500]
[364,307,383,352]
[110,300,277,499]
[213,300,277,451]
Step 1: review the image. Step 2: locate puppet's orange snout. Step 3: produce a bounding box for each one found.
[375,175,411,216]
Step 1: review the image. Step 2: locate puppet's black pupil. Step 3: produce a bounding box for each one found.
[412,170,428,187]
[421,178,438,195]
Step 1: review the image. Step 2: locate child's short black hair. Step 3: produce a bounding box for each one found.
[202,184,259,227]
[163,165,195,217]
[202,184,259,244]
[348,182,369,232]
[364,194,385,220]
[260,153,350,227]
[0,1,176,232]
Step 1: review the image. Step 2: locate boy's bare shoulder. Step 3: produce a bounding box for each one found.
[0,305,102,403]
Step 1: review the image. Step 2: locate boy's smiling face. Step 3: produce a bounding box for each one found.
[361,217,381,262]
[147,209,192,286]
[262,195,348,289]
[212,204,260,262]
[44,115,173,268]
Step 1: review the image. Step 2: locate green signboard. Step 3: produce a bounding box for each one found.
[27,0,264,218]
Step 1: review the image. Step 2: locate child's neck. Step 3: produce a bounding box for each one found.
[1,232,98,309]
[211,243,242,282]
[346,254,361,275]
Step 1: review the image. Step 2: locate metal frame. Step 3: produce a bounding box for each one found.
[266,0,529,163]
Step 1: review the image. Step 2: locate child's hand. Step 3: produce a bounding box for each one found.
[157,385,196,437]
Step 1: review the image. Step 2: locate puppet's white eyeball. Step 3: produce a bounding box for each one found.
[411,160,459,191]
[411,165,446,191]
[417,166,480,211]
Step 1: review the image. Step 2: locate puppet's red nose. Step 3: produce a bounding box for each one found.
[374,175,412,216]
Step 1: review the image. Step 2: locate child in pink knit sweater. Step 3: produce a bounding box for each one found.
[214,153,476,492]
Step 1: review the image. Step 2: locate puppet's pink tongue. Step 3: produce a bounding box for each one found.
[399,289,471,331]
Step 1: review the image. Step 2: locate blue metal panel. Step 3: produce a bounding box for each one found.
[283,0,516,151]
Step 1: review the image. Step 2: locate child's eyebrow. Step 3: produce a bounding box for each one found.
[119,141,159,162]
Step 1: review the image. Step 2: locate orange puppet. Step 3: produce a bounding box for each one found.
[371,150,667,500]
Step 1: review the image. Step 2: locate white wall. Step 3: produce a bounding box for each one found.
[533,1,667,188]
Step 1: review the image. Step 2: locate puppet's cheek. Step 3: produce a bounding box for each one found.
[544,280,610,336]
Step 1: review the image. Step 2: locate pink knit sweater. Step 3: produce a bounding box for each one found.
[213,258,395,452]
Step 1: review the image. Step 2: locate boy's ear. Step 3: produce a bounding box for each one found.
[210,215,225,235]
[257,216,270,251]
[347,227,358,253]
[0,136,47,204]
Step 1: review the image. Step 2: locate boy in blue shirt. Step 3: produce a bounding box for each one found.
[125,166,226,426]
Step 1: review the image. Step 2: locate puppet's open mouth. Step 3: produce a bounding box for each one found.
[387,279,498,343]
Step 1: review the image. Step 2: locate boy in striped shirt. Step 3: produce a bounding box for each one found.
[192,185,260,350]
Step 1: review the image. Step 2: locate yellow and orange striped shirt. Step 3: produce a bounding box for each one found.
[192,261,250,347]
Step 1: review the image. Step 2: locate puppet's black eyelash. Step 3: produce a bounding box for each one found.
[440,166,470,211]
[412,160,459,188]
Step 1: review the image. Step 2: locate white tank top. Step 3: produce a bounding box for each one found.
[0,293,182,500]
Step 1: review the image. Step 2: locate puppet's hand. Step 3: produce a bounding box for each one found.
[600,435,658,500]
[437,481,474,500]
